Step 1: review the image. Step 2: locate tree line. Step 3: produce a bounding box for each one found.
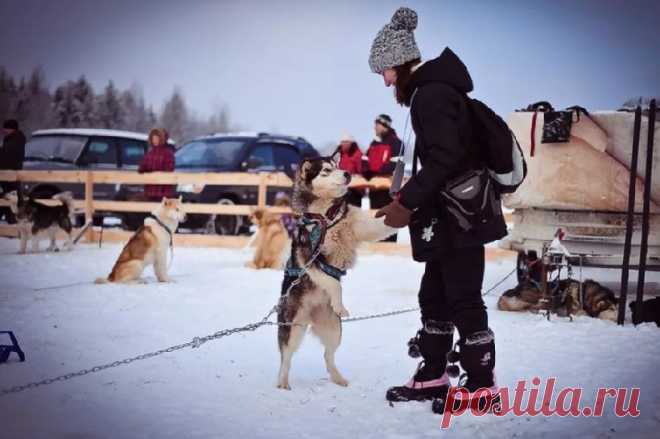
[0,66,237,144]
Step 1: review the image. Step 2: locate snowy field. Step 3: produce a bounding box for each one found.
[1,237,659,439]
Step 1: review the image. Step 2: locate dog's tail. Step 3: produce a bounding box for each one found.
[94,277,109,284]
[53,191,75,214]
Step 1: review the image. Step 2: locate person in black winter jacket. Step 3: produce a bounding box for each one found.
[369,7,506,411]
[0,120,26,223]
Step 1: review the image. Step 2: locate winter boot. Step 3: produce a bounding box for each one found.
[386,320,454,402]
[432,328,500,414]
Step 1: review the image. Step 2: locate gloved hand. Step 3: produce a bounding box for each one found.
[375,199,412,228]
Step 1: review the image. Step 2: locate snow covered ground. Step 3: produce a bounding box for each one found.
[1,237,659,439]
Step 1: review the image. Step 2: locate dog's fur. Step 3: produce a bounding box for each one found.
[496,281,544,312]
[246,198,290,270]
[497,278,618,321]
[3,190,75,253]
[95,197,186,284]
[276,156,396,390]
[629,297,660,327]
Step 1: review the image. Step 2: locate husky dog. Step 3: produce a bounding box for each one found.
[498,278,618,321]
[496,281,543,312]
[95,197,186,284]
[3,190,75,254]
[276,155,396,390]
[575,279,618,321]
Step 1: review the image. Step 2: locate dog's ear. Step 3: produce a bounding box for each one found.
[330,149,341,165]
[299,159,314,181]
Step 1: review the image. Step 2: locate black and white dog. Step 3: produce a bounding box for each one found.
[3,190,75,253]
[276,155,396,390]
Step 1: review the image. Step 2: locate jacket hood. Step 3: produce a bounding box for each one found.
[406,47,473,98]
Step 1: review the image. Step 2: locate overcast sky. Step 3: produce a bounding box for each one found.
[1,0,659,148]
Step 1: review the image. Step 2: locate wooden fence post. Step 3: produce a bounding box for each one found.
[257,173,267,209]
[84,171,94,242]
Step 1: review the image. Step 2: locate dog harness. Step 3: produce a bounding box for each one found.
[147,213,174,249]
[285,199,348,282]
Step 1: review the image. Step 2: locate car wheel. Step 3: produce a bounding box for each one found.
[208,198,241,236]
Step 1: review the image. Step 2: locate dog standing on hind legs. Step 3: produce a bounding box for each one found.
[276,155,396,390]
[95,197,186,284]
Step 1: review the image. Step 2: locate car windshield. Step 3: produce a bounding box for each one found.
[175,139,246,168]
[25,135,87,162]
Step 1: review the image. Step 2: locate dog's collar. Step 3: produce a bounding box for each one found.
[302,198,348,229]
[147,214,174,247]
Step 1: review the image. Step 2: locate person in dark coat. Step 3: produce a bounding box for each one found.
[362,115,401,241]
[139,128,176,201]
[1,119,26,223]
[369,7,507,409]
[334,133,364,207]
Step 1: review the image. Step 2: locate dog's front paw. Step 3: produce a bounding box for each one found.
[333,305,350,318]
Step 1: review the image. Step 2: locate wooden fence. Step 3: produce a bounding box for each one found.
[0,170,398,249]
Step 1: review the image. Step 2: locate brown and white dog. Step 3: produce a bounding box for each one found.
[246,196,291,270]
[276,155,396,390]
[3,190,75,254]
[95,197,186,284]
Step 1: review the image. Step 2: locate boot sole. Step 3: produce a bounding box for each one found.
[386,385,449,402]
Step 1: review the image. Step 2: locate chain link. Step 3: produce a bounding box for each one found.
[1,268,515,397]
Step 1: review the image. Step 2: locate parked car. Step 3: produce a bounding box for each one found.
[20,128,175,226]
[175,132,319,235]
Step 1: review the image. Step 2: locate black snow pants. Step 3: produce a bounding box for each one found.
[418,244,488,338]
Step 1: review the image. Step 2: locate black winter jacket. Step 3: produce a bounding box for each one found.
[0,130,26,170]
[398,47,507,251]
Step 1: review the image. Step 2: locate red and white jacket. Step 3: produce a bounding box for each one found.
[363,131,402,176]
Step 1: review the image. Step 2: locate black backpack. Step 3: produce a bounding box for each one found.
[465,97,527,194]
[434,96,527,233]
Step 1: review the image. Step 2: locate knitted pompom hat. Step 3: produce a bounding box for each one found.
[369,7,421,74]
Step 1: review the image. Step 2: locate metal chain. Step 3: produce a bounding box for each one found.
[0,304,415,397]
[1,268,515,397]
[482,267,517,296]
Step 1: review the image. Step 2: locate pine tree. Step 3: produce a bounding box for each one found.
[96,80,124,129]
[159,88,188,143]
[71,76,95,128]
[52,81,76,128]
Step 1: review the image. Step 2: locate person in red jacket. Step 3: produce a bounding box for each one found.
[363,114,402,241]
[334,133,364,207]
[139,128,175,201]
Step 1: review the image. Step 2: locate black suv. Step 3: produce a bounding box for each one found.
[174,132,319,234]
[20,128,174,225]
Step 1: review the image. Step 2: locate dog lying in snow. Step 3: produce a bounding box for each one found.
[497,278,618,321]
[276,155,396,390]
[95,197,186,284]
[3,190,75,254]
